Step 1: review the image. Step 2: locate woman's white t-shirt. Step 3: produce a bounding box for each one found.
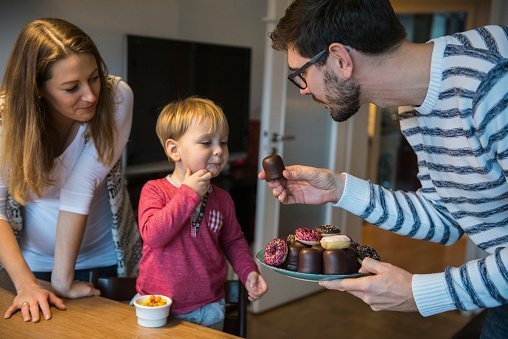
[0,76,133,271]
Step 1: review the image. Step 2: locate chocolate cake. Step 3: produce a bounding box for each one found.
[262,154,285,181]
[298,247,323,274]
[323,247,361,274]
[284,241,306,271]
[344,247,361,273]
[323,249,348,274]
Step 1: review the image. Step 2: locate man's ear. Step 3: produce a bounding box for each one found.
[328,43,353,79]
[164,139,180,162]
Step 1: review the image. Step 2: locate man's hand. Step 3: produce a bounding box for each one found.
[319,258,417,312]
[259,165,345,205]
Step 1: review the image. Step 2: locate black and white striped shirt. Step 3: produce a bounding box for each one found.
[337,25,508,316]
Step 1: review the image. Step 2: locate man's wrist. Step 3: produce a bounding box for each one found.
[335,173,346,202]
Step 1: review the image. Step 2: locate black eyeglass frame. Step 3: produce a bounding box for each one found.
[287,49,328,90]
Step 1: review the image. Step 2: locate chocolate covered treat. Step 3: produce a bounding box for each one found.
[285,241,306,271]
[298,247,323,274]
[323,249,348,274]
[315,224,341,236]
[344,247,361,272]
[356,244,381,261]
[311,243,325,252]
[323,248,360,274]
[262,154,285,181]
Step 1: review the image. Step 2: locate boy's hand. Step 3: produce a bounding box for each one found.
[182,168,213,197]
[245,272,268,301]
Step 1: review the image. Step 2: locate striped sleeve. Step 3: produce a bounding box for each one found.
[335,174,464,244]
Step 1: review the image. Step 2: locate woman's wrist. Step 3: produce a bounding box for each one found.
[50,267,74,294]
[14,275,41,294]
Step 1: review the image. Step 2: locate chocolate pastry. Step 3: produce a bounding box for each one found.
[344,247,361,272]
[323,248,360,274]
[284,241,306,271]
[298,247,323,274]
[311,243,325,253]
[262,154,285,181]
[323,249,348,274]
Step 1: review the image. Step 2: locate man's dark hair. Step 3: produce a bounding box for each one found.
[270,0,407,61]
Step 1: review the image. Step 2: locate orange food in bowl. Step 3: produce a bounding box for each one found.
[137,295,168,307]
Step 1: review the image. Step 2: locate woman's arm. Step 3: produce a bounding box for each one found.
[50,211,99,298]
[51,78,133,295]
[0,219,65,322]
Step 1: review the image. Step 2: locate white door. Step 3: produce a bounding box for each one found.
[250,0,369,313]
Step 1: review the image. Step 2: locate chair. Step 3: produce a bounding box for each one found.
[88,271,137,302]
[223,280,248,338]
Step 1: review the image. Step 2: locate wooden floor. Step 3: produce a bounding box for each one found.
[247,224,475,339]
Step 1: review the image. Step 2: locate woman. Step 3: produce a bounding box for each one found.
[0,18,140,322]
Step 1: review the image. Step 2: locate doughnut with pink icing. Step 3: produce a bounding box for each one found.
[264,238,288,266]
[295,227,321,245]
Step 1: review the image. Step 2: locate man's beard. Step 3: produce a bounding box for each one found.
[313,69,361,122]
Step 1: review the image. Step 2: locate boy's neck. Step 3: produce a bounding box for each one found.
[169,170,184,186]
[166,174,181,187]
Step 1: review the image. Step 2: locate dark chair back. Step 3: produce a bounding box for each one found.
[96,276,137,301]
[223,280,248,338]
[88,270,137,302]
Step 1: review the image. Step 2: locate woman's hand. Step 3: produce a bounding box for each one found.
[259,165,345,205]
[51,279,100,299]
[4,280,66,322]
[245,271,268,302]
[319,258,417,312]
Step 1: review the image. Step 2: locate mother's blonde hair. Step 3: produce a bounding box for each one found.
[0,18,117,204]
[156,97,229,161]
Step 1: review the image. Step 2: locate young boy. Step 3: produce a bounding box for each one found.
[136,97,267,330]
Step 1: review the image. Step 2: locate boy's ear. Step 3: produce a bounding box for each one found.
[164,139,180,162]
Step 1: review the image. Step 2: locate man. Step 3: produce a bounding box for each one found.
[259,0,508,337]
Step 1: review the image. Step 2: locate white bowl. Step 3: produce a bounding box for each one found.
[133,295,172,327]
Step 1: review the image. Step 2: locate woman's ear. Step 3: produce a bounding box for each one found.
[328,43,353,79]
[164,139,180,162]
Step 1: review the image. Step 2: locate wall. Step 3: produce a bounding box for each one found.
[0,0,267,120]
[490,0,508,25]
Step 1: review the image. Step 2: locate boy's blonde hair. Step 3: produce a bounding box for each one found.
[156,97,229,157]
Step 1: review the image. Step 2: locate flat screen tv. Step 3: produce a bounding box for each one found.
[126,35,251,169]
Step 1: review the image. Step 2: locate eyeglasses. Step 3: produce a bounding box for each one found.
[287,49,328,90]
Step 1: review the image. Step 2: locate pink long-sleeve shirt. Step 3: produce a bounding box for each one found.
[136,177,258,314]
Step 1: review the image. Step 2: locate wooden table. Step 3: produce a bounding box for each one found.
[0,270,237,338]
